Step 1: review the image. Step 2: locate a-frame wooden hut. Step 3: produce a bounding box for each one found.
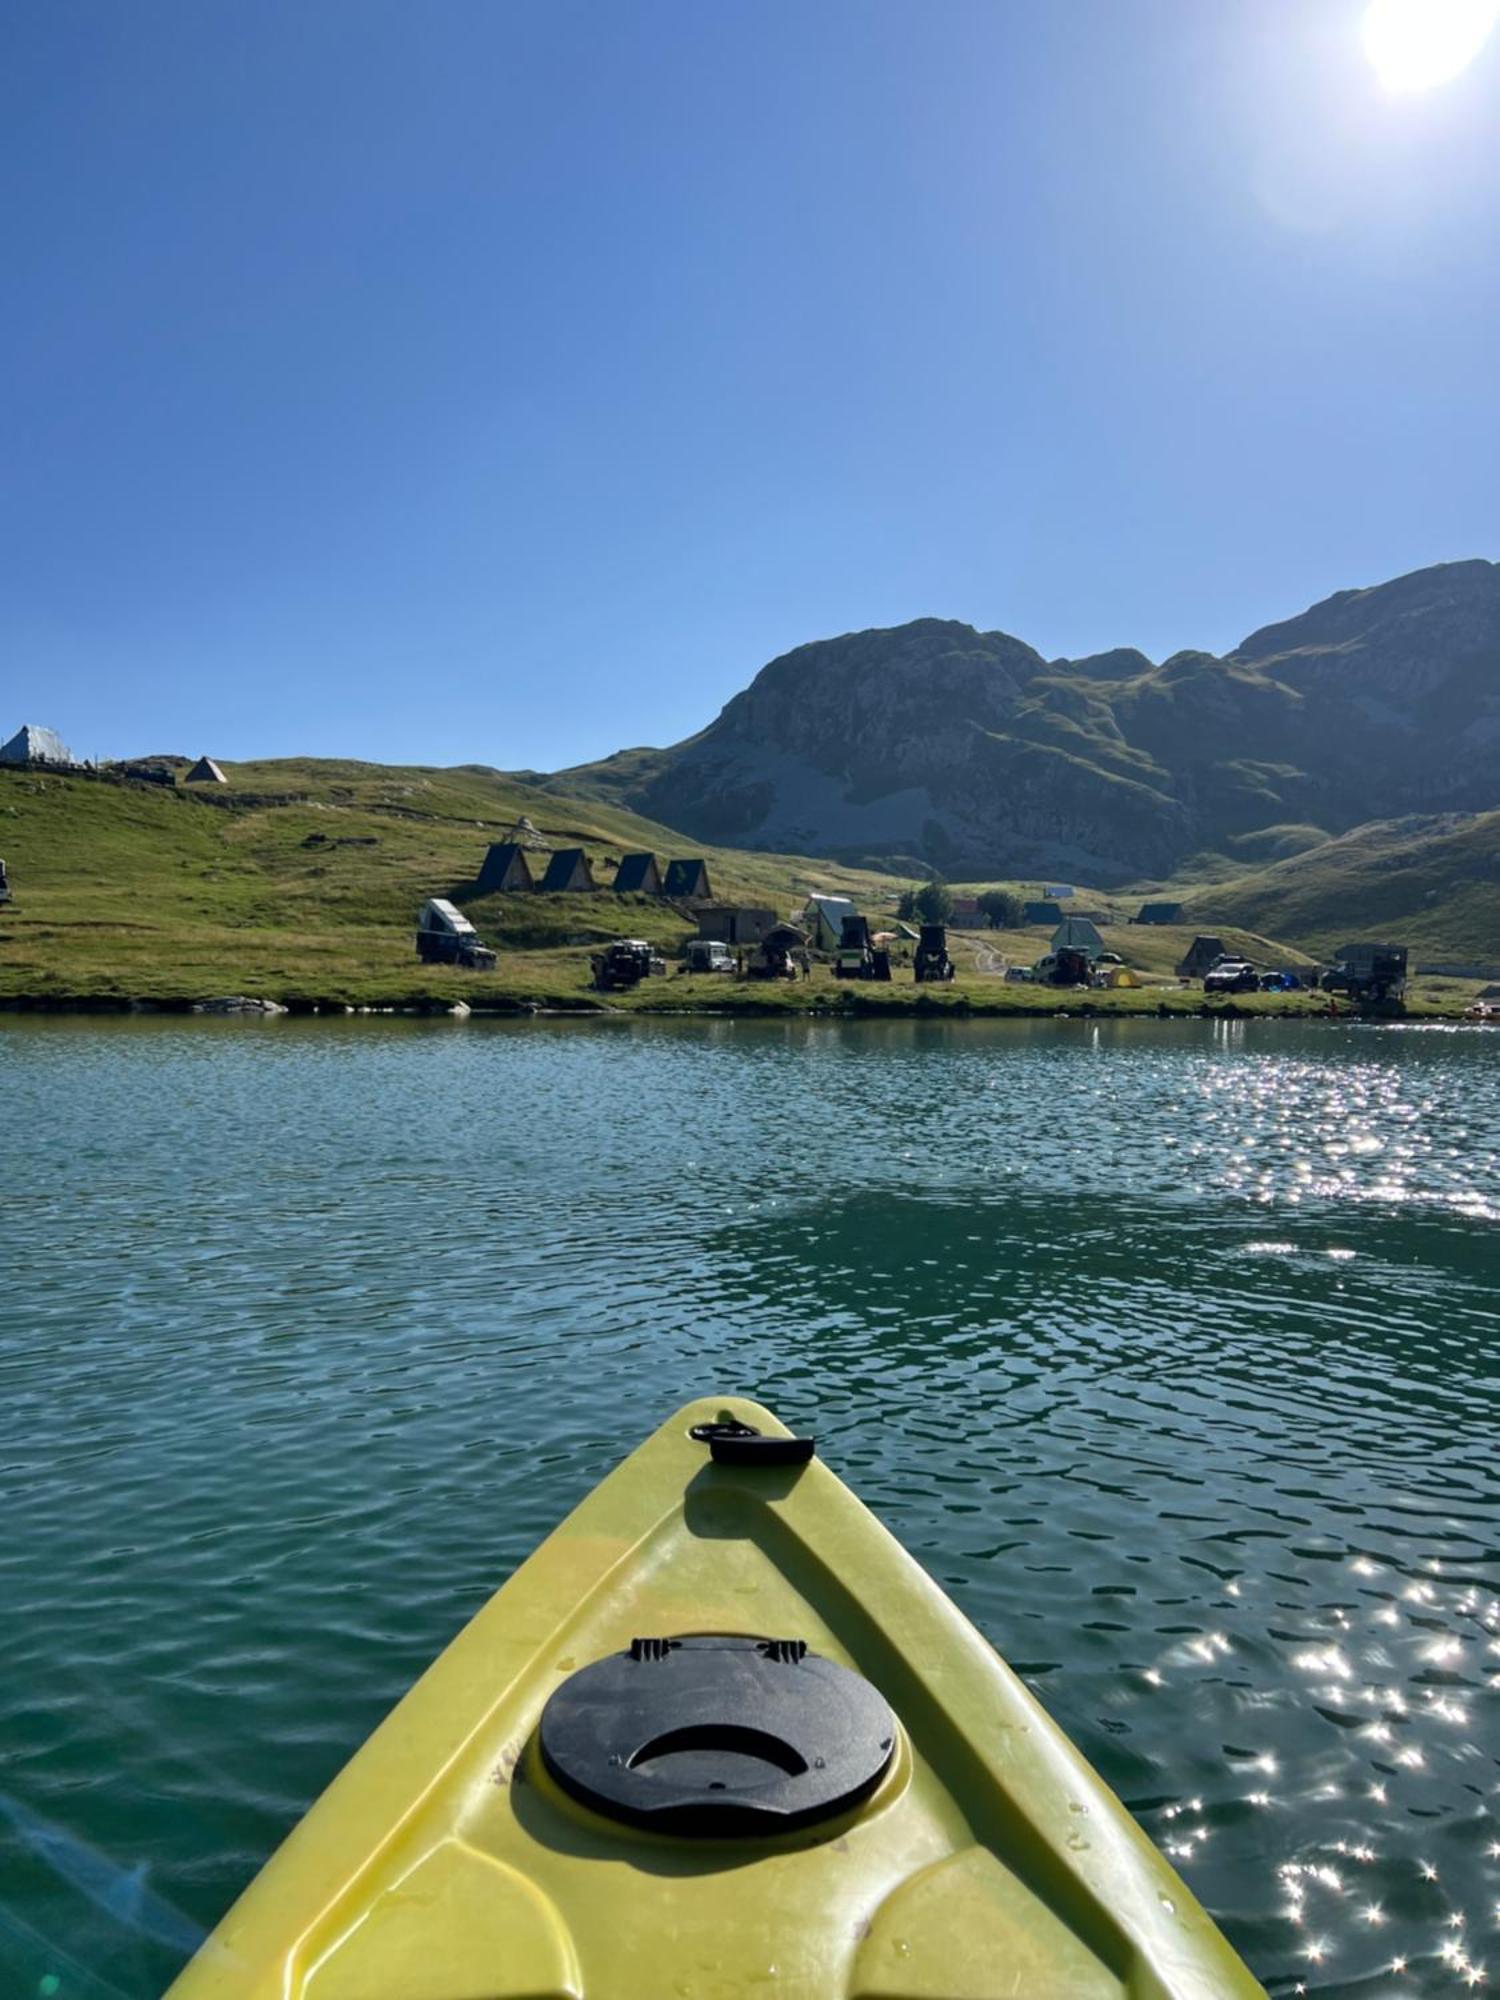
[613,852,663,895]
[540,848,596,894]
[1177,934,1227,978]
[477,842,534,893]
[663,857,713,901]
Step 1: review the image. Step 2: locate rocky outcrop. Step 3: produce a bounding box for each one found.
[192,995,289,1014]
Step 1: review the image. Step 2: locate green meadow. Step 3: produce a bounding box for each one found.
[0,760,1486,1016]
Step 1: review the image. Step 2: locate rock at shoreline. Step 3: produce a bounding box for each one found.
[193,995,289,1015]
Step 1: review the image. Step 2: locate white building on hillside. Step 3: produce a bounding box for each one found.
[801,893,857,952]
[0,723,74,767]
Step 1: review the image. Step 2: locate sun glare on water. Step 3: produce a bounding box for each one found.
[1362,0,1500,91]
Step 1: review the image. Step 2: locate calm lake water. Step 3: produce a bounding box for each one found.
[2,1014,1497,1997]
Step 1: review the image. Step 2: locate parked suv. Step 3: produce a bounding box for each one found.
[1203,958,1258,994]
[683,939,736,974]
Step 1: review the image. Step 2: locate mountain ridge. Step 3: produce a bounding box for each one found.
[548,559,1500,883]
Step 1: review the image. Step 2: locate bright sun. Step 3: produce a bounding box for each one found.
[1362,0,1500,92]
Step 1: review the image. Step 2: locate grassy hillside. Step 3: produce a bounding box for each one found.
[1,760,1486,1012]
[0,759,896,1005]
[942,806,1500,968]
[1176,811,1500,967]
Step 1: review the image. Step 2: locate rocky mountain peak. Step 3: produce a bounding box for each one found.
[554,560,1500,881]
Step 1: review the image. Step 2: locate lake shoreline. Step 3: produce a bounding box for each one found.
[0,988,1469,1022]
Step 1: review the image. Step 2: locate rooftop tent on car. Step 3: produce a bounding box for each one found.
[1334,941,1407,971]
[697,906,776,945]
[417,898,476,937]
[477,842,535,893]
[539,848,596,893]
[746,923,808,979]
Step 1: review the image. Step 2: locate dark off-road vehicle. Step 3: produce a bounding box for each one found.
[833,915,891,981]
[592,939,667,991]
[913,924,954,984]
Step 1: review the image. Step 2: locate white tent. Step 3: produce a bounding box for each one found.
[0,723,73,766]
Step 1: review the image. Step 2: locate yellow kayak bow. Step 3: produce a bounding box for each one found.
[167,1397,1263,1998]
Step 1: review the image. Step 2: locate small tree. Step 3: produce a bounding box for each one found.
[896,887,918,921]
[914,876,954,925]
[978,888,1024,930]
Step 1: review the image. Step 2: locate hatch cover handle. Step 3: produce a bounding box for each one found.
[539,1635,895,1837]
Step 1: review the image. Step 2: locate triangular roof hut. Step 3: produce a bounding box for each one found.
[539,848,596,894]
[185,756,227,784]
[477,842,534,893]
[614,851,663,895]
[663,857,713,901]
[1134,900,1182,925]
[802,893,856,952]
[0,723,73,767]
[1023,900,1063,926]
[1051,916,1104,957]
[1177,934,1227,978]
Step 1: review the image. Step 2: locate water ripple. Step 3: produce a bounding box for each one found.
[1,1014,1496,1995]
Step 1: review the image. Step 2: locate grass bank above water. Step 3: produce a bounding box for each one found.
[0,965,1480,1022]
[1,762,1490,1019]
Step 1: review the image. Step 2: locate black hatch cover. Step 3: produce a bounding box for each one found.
[539,1636,895,1836]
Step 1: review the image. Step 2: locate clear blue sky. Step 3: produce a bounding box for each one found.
[4,0,1498,769]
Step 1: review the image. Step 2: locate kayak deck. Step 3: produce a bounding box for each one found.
[168,1397,1263,1998]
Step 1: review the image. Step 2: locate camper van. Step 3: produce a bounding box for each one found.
[1322,943,1408,1005]
[415,898,496,971]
